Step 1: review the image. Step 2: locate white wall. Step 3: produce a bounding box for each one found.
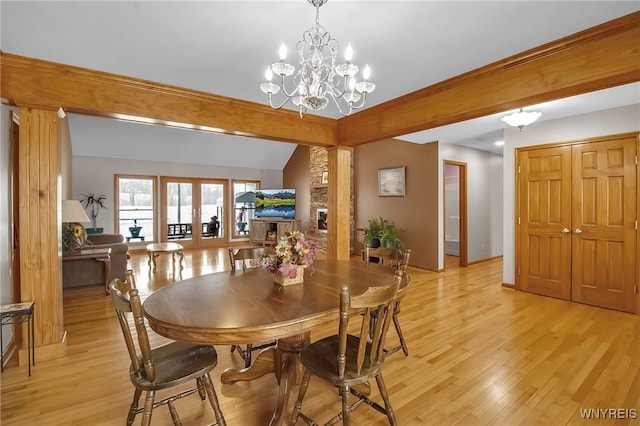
[72,155,282,234]
[502,104,640,285]
[1,105,16,352]
[438,142,504,267]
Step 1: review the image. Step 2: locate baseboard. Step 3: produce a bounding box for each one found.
[502,282,515,289]
[467,255,503,266]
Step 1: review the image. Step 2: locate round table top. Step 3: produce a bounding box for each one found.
[143,260,396,345]
[146,242,184,252]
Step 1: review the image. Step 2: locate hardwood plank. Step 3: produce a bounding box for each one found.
[1,248,639,425]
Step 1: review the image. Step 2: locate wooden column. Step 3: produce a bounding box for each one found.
[18,107,66,360]
[327,146,352,260]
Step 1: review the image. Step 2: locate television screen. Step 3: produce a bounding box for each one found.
[255,189,296,218]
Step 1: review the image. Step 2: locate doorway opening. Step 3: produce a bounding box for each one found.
[443,161,468,268]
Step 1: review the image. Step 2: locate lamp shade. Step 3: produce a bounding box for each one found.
[62,200,91,223]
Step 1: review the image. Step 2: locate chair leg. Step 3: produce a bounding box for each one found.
[341,384,350,426]
[127,388,142,425]
[167,400,181,425]
[141,390,156,426]
[196,377,207,400]
[201,373,227,426]
[290,369,312,425]
[230,344,253,368]
[392,313,409,356]
[244,343,253,368]
[375,374,397,426]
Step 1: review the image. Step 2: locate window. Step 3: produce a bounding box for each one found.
[116,175,156,243]
[233,180,259,237]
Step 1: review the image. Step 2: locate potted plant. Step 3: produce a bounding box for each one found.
[80,193,107,234]
[379,222,402,248]
[129,219,142,238]
[360,217,385,248]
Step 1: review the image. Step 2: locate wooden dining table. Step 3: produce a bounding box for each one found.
[143,259,396,425]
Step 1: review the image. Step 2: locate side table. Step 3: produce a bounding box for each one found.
[1,301,35,376]
[63,247,112,295]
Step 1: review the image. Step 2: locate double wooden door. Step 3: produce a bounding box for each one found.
[518,135,637,313]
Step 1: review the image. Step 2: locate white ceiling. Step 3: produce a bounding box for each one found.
[2,1,638,165]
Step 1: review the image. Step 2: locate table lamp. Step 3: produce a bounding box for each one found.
[62,200,91,253]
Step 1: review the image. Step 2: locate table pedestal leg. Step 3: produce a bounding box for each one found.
[220,333,310,426]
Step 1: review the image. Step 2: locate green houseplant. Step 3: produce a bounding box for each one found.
[360,217,385,248]
[379,222,402,248]
[360,217,403,249]
[80,193,107,234]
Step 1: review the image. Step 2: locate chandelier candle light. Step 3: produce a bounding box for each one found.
[260,0,376,118]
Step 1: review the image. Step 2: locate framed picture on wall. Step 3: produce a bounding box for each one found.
[378,166,406,197]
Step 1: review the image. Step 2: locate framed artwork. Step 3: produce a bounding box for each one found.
[378,166,406,197]
[321,171,329,184]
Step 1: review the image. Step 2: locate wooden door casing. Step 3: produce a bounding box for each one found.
[571,137,637,313]
[519,146,572,300]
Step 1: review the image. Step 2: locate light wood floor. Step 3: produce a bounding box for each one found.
[1,250,639,425]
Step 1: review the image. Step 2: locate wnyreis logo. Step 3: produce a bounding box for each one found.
[580,408,637,420]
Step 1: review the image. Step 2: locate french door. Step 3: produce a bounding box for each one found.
[160,177,228,248]
[518,134,637,313]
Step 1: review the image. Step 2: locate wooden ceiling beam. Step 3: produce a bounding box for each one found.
[0,52,338,147]
[2,13,638,149]
[337,12,640,146]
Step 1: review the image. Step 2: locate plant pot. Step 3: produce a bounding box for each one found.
[86,227,103,235]
[366,238,380,249]
[129,226,142,238]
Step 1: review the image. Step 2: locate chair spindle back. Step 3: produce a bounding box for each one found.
[110,278,156,382]
[337,269,402,377]
[228,247,273,271]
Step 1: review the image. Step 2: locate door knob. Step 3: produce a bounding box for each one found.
[562,228,570,234]
[574,228,582,234]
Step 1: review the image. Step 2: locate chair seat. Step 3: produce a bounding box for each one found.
[130,341,218,391]
[300,334,384,387]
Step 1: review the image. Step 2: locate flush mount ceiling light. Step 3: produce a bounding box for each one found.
[501,108,542,130]
[259,0,375,118]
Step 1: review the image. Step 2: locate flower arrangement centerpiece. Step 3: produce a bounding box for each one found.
[261,231,317,286]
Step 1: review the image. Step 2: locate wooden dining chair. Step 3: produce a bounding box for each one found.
[367,249,412,357]
[109,278,226,426]
[387,249,412,357]
[290,269,403,426]
[228,246,272,271]
[228,246,276,367]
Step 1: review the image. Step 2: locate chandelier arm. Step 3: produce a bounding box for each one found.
[347,92,369,110]
[326,91,353,116]
[277,74,302,98]
[267,93,295,110]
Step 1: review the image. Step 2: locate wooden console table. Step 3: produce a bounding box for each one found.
[63,248,112,295]
[1,302,35,376]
